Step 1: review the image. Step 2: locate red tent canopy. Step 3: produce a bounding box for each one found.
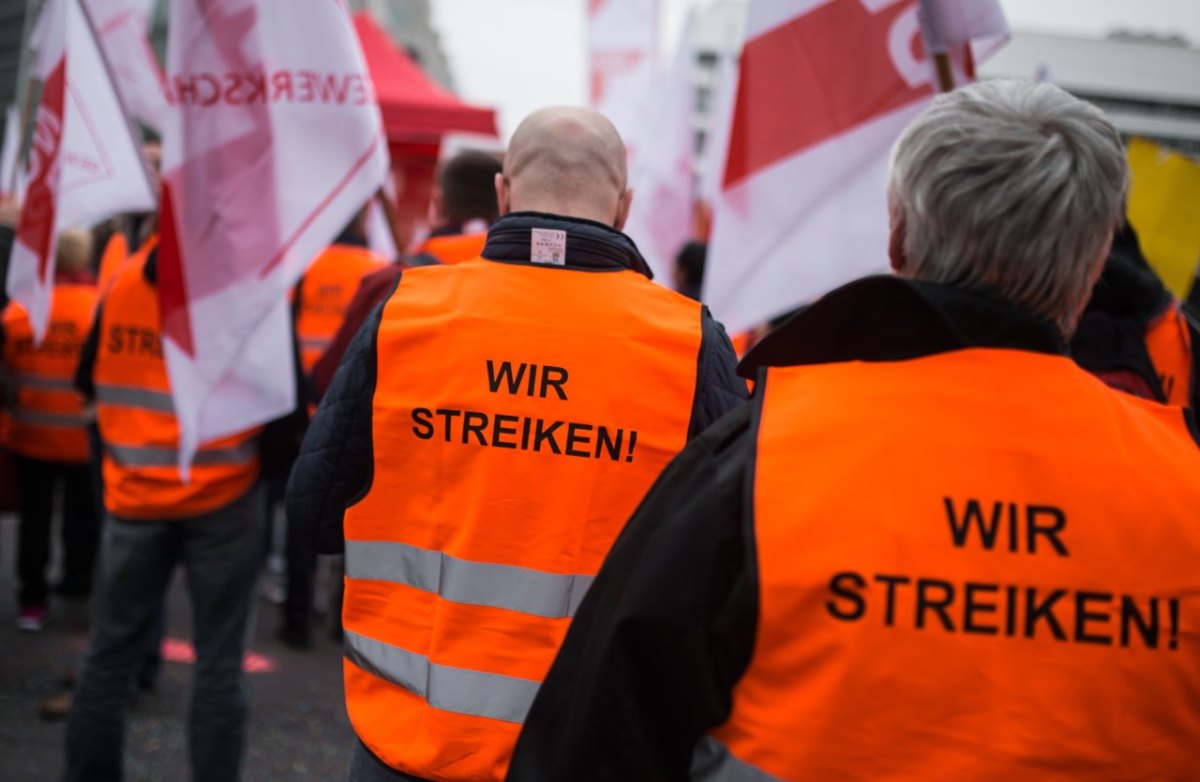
[353,11,498,143]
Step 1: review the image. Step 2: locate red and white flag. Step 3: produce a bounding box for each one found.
[704,0,1006,333]
[6,0,157,342]
[623,7,698,283]
[158,0,388,471]
[587,0,659,152]
[82,0,170,133]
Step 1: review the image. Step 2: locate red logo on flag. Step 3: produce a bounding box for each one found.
[589,49,645,106]
[16,59,68,280]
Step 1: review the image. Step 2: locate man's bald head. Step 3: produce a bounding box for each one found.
[496,107,633,228]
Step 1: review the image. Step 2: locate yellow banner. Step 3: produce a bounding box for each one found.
[1127,138,1200,299]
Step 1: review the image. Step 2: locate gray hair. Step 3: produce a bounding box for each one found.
[888,79,1127,331]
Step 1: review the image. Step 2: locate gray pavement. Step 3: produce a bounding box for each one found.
[0,512,357,781]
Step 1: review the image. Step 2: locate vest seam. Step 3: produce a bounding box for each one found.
[687,306,709,440]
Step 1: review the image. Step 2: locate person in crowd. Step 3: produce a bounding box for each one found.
[408,149,503,267]
[311,150,504,397]
[673,240,707,301]
[64,239,268,782]
[507,80,1200,780]
[287,106,747,782]
[1,228,99,629]
[1071,222,1199,406]
[95,139,162,293]
[295,211,388,378]
[276,209,387,649]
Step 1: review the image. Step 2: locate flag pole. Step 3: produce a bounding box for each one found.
[7,0,41,197]
[917,0,956,94]
[932,52,955,93]
[375,186,405,258]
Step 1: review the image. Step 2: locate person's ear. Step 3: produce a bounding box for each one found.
[494,173,511,217]
[613,188,633,231]
[888,209,908,275]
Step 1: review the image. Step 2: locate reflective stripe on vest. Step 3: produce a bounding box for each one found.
[95,384,176,413]
[106,439,259,468]
[11,372,76,392]
[345,540,592,619]
[8,408,87,428]
[343,258,703,780]
[344,630,540,724]
[691,736,778,782]
[706,350,1200,779]
[299,337,331,354]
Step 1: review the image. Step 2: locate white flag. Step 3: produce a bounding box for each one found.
[82,0,170,133]
[705,0,1006,334]
[0,105,21,200]
[622,7,698,284]
[587,0,659,154]
[157,0,388,472]
[366,200,398,262]
[6,0,157,342]
[919,0,1008,61]
[698,44,738,205]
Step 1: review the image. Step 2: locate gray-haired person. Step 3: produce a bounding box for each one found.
[507,79,1200,781]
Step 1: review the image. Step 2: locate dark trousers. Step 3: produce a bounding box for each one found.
[64,483,266,782]
[284,506,318,629]
[15,456,99,608]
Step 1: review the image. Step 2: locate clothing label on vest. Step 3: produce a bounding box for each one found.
[530,229,567,265]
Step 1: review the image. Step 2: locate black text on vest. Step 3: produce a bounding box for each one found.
[408,359,639,462]
[486,360,569,400]
[821,496,1181,651]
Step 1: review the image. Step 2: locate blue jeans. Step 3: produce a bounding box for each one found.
[64,483,266,782]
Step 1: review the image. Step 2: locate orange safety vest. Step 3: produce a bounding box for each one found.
[343,258,703,780]
[97,231,130,293]
[296,244,387,372]
[1145,303,1193,407]
[698,349,1200,781]
[94,257,262,520]
[414,231,488,266]
[0,284,98,463]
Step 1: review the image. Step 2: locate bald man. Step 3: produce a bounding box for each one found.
[286,107,746,782]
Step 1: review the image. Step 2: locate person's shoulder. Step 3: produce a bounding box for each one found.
[361,262,404,289]
[691,400,757,459]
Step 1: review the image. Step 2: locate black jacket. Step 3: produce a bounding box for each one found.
[505,275,1138,782]
[286,212,748,556]
[1071,227,1199,406]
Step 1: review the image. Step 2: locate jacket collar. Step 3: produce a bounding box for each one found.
[481,212,654,278]
[739,275,1068,378]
